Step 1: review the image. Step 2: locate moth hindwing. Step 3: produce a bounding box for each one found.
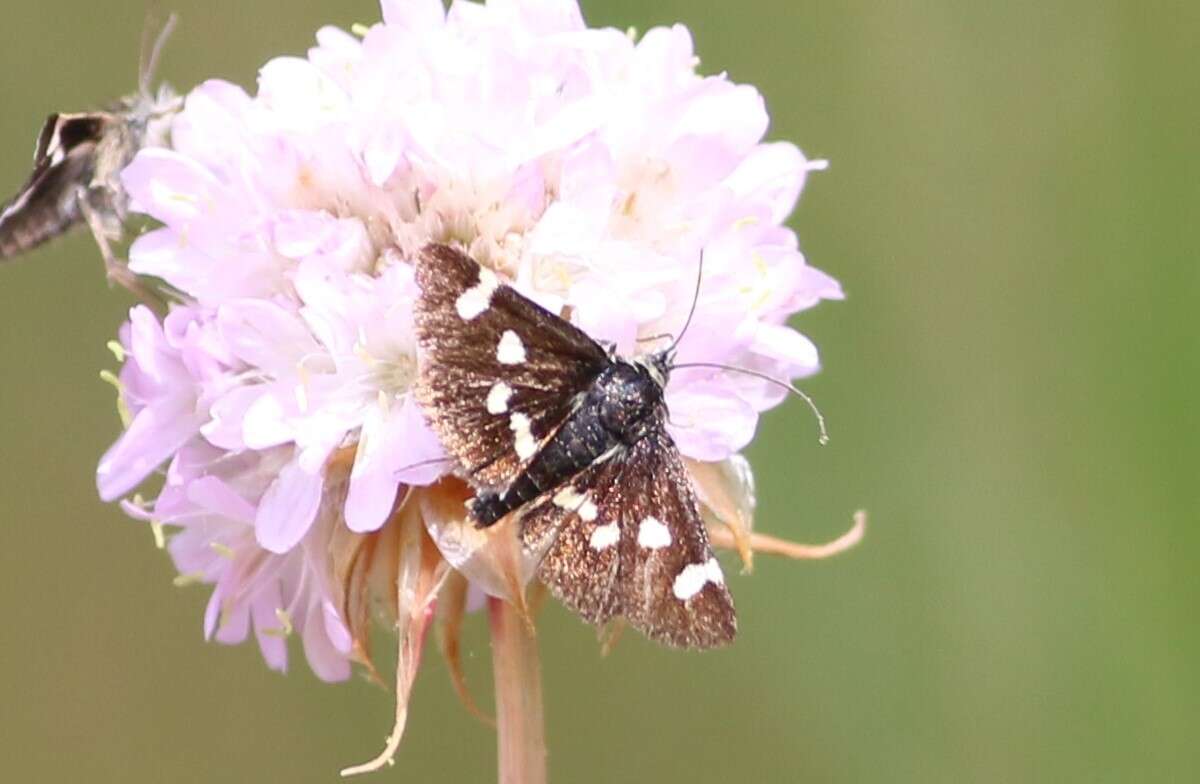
[413,243,737,648]
[0,15,180,267]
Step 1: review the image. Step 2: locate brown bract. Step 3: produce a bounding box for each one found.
[328,454,863,781]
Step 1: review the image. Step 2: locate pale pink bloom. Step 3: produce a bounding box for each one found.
[122,442,353,680]
[98,0,844,710]
[97,305,235,501]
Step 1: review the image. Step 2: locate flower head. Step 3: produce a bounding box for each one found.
[94,0,855,777]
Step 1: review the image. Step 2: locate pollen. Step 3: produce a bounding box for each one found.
[151,521,166,550]
[371,355,417,397]
[172,572,206,588]
[99,370,132,428]
[263,608,294,638]
[209,541,235,559]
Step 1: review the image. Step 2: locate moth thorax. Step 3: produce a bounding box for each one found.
[595,362,664,441]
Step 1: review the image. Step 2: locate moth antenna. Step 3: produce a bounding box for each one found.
[664,250,704,355]
[636,332,674,344]
[139,10,179,98]
[391,455,455,478]
[670,362,829,445]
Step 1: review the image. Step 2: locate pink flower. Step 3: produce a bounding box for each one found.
[123,443,353,681]
[90,0,856,779]
[97,305,235,501]
[115,0,839,503]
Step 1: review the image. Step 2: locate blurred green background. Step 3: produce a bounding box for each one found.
[0,1,1195,781]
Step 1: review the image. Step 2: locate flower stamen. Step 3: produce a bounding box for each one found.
[262,608,294,638]
[209,541,235,559]
[172,572,205,588]
[98,370,132,427]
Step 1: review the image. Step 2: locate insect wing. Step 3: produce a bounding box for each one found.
[523,426,737,649]
[414,243,609,488]
[0,113,108,259]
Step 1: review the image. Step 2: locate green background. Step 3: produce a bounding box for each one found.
[0,1,1195,781]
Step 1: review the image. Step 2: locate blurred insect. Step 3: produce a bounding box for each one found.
[0,13,182,300]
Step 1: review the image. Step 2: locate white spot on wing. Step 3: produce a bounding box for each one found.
[486,382,513,414]
[554,486,584,509]
[554,485,598,520]
[455,266,500,320]
[672,559,723,601]
[496,330,527,365]
[589,522,619,551]
[509,412,536,460]
[637,516,671,549]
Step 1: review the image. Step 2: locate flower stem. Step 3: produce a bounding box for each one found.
[489,596,547,784]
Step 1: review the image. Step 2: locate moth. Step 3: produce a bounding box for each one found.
[0,13,181,290]
[414,243,738,648]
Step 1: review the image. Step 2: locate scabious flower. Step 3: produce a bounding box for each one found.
[94,0,857,778]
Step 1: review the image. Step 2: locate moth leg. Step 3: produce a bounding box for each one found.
[78,190,165,313]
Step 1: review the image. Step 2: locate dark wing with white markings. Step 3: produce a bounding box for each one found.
[414,243,610,489]
[0,113,109,260]
[520,424,737,649]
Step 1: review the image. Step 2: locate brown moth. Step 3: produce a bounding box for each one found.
[413,244,738,649]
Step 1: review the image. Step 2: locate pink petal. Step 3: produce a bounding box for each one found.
[344,407,404,533]
[725,143,811,225]
[665,387,758,462]
[170,79,257,172]
[393,398,449,486]
[121,148,224,226]
[252,586,289,673]
[202,385,263,450]
[301,598,351,682]
[242,388,297,449]
[322,599,353,655]
[97,401,204,501]
[215,601,251,645]
[258,57,349,130]
[255,460,323,553]
[381,0,446,30]
[345,398,445,532]
[497,0,586,35]
[186,476,258,525]
[750,323,820,375]
[203,588,224,640]
[126,305,179,387]
[217,299,317,371]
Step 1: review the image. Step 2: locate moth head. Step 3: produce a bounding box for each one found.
[641,350,673,390]
[598,361,667,437]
